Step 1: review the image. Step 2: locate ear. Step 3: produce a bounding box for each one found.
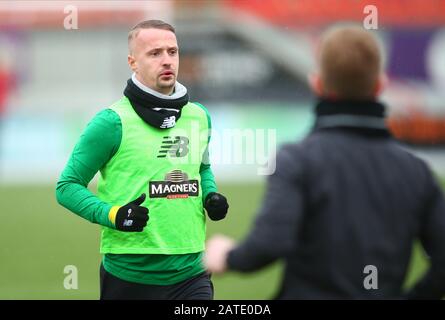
[374,73,388,97]
[308,72,323,97]
[128,54,137,73]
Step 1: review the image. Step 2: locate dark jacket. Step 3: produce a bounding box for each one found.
[227,99,445,299]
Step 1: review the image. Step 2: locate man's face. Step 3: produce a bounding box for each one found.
[128,28,179,95]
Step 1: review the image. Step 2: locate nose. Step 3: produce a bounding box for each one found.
[161,52,173,66]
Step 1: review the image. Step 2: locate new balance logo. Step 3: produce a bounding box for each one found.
[157,136,189,158]
[123,219,133,227]
[160,116,176,129]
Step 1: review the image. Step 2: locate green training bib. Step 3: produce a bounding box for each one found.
[98,97,209,254]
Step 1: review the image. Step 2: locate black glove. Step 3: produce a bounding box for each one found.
[115,193,149,232]
[204,192,229,221]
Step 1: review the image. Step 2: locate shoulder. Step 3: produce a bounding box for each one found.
[392,146,444,203]
[88,108,121,130]
[82,108,122,148]
[393,145,438,180]
[94,108,120,120]
[272,142,308,179]
[277,141,309,161]
[188,101,212,127]
[188,101,210,116]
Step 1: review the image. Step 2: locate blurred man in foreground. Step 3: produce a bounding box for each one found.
[204,25,445,299]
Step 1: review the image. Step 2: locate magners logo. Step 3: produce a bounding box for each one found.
[149,169,199,199]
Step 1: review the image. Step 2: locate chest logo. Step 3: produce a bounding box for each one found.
[149,169,199,199]
[157,136,189,158]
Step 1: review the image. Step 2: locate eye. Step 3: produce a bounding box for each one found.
[148,50,160,57]
[169,49,178,56]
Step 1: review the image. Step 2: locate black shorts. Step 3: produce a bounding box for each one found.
[100,264,214,300]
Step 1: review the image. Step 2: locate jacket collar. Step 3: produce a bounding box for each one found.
[313,99,392,138]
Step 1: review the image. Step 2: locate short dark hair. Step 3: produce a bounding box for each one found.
[319,25,382,100]
[128,20,175,52]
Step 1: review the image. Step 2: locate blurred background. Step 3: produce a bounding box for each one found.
[1,0,444,299]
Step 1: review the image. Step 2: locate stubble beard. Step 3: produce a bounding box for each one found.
[157,77,176,94]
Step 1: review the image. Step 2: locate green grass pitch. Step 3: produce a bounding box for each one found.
[0,183,429,299]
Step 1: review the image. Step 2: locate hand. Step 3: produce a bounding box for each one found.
[113,193,149,232]
[204,234,236,274]
[204,192,229,221]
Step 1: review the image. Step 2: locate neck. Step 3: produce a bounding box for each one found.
[315,98,383,117]
[313,98,391,137]
[123,76,189,129]
[132,73,174,97]
[124,76,189,109]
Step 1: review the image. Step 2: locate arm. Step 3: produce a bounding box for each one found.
[194,102,228,221]
[195,102,217,201]
[205,145,306,273]
[200,149,217,201]
[405,168,445,299]
[55,109,121,228]
[226,145,306,271]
